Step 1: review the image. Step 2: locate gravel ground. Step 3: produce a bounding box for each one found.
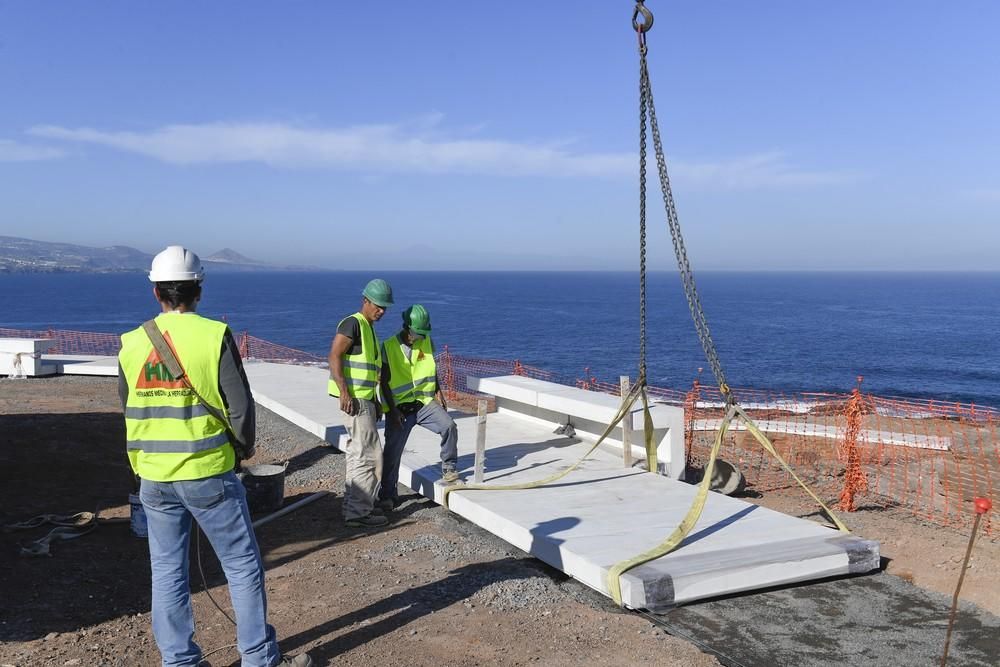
[3,376,996,666]
[248,404,622,617]
[246,403,1000,666]
[0,377,720,666]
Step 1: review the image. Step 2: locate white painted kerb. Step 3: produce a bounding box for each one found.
[469,375,686,479]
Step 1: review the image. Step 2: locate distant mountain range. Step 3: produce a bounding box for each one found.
[0,236,314,274]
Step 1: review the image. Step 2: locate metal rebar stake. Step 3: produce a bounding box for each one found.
[941,497,992,666]
[474,399,487,483]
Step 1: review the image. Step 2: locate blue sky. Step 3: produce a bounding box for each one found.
[1,2,998,270]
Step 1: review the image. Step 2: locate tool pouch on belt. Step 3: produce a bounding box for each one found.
[141,320,250,465]
[397,401,423,416]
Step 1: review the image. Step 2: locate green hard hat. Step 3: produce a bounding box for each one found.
[362,278,394,308]
[402,304,432,336]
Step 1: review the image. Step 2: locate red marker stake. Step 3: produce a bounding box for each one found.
[940,497,992,666]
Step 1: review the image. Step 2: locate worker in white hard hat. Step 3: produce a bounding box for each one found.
[378,304,459,513]
[328,278,393,528]
[118,245,312,667]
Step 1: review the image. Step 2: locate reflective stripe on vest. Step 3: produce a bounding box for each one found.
[119,313,234,482]
[126,431,230,454]
[124,404,212,420]
[383,334,437,406]
[328,312,381,401]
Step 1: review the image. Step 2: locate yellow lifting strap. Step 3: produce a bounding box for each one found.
[442,380,657,508]
[605,403,850,607]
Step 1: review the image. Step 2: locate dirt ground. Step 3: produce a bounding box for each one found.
[1,376,997,667]
[741,494,999,616]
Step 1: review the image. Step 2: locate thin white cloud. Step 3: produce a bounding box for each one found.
[672,151,857,189]
[0,139,65,162]
[28,121,854,187]
[30,121,633,178]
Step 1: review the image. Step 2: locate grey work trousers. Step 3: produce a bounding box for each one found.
[340,397,383,520]
[381,400,458,502]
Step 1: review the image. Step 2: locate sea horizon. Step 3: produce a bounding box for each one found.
[2,270,998,408]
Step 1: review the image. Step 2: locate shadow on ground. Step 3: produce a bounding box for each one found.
[0,412,377,642]
[275,557,537,664]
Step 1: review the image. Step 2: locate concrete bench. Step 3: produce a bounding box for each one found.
[467,375,686,479]
[0,338,58,377]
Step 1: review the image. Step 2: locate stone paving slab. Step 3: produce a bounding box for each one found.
[241,362,879,608]
[43,355,119,376]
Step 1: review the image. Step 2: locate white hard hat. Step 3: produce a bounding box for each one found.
[148,245,205,283]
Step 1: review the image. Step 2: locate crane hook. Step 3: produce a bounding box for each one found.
[632,2,654,34]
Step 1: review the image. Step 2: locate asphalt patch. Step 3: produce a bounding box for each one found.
[654,572,999,667]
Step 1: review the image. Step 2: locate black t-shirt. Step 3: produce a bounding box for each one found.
[337,315,374,358]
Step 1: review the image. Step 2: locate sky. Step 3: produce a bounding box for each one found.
[1,1,998,271]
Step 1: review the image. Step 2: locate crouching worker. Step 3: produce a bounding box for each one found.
[379,304,459,512]
[118,245,311,667]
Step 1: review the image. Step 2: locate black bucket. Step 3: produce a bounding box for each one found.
[241,463,286,514]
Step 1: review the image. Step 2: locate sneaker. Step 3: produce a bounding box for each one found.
[278,654,314,667]
[442,468,461,484]
[376,497,397,512]
[345,513,388,528]
[370,506,385,516]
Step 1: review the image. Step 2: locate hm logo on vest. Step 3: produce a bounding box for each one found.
[136,332,187,390]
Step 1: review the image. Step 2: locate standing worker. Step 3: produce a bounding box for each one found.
[379,304,460,512]
[118,246,311,667]
[328,278,393,528]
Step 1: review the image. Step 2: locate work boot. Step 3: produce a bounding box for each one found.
[442,466,460,484]
[345,513,388,528]
[278,653,314,667]
[376,497,397,513]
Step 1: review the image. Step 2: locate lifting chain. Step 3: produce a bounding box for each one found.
[634,0,732,403]
[637,22,648,386]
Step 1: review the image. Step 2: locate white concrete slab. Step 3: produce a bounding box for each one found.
[43,355,119,376]
[372,411,877,608]
[693,418,951,451]
[472,375,553,406]
[243,361,346,443]
[241,363,878,609]
[469,375,686,480]
[0,339,58,377]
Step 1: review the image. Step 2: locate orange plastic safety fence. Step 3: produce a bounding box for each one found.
[237,333,325,365]
[0,327,122,356]
[838,383,871,511]
[2,327,994,534]
[0,327,324,365]
[436,351,561,398]
[440,345,457,401]
[681,383,997,535]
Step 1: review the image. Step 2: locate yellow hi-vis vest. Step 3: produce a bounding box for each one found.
[119,313,235,482]
[383,333,437,407]
[328,312,381,401]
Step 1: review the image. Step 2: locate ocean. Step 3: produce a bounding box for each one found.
[1,271,998,407]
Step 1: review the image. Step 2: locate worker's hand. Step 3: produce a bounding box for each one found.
[340,394,355,415]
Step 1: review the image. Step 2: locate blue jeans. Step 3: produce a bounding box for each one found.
[140,471,280,667]
[381,400,458,501]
